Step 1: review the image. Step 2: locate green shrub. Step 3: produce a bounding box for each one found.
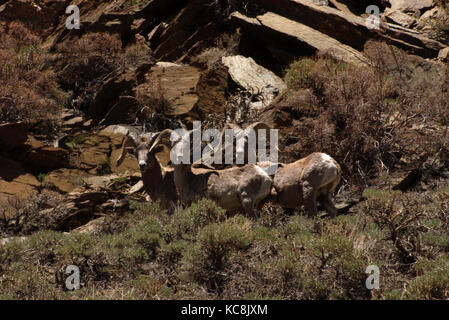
[182,216,253,293]
[37,173,46,183]
[164,199,226,242]
[284,58,316,90]
[102,215,162,264]
[199,216,254,262]
[406,257,449,299]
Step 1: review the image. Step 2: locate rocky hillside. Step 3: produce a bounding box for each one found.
[0,0,448,300]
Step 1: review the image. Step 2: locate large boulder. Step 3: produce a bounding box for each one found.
[78,137,111,173]
[20,146,70,173]
[98,125,140,173]
[152,0,221,61]
[388,0,434,13]
[221,55,287,109]
[100,96,140,125]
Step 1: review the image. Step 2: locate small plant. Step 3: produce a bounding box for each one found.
[65,134,86,149]
[284,58,316,90]
[406,256,449,299]
[97,157,111,175]
[191,32,241,69]
[37,173,46,183]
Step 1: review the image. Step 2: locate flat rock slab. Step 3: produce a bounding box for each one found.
[63,116,84,127]
[45,169,90,193]
[136,64,201,115]
[110,148,139,173]
[389,0,433,13]
[84,174,123,190]
[384,8,417,28]
[232,11,370,66]
[245,0,444,58]
[222,55,287,109]
[72,217,105,235]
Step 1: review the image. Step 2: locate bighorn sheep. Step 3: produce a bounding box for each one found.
[116,129,177,211]
[170,129,272,217]
[214,123,341,218]
[201,122,274,168]
[259,153,341,218]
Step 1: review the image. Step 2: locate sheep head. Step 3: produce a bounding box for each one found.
[204,122,274,166]
[116,129,173,172]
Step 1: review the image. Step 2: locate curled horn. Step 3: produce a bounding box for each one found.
[149,129,174,169]
[116,131,140,166]
[149,129,174,151]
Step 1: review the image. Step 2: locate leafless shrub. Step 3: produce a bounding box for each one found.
[191,32,241,70]
[282,42,449,186]
[225,88,265,125]
[364,195,426,265]
[134,79,172,115]
[204,0,265,19]
[0,195,64,237]
[0,22,68,133]
[56,32,152,111]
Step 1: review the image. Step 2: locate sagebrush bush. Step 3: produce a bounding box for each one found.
[284,58,317,91]
[182,215,253,294]
[0,22,68,131]
[406,256,449,299]
[191,32,241,70]
[282,42,449,186]
[1,193,448,299]
[56,32,152,111]
[134,78,172,115]
[163,198,227,242]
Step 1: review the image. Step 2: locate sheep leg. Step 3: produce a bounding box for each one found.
[318,192,337,218]
[241,194,258,220]
[320,178,339,218]
[302,182,318,218]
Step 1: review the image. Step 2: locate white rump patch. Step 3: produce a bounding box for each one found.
[320,153,333,163]
[255,164,273,180]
